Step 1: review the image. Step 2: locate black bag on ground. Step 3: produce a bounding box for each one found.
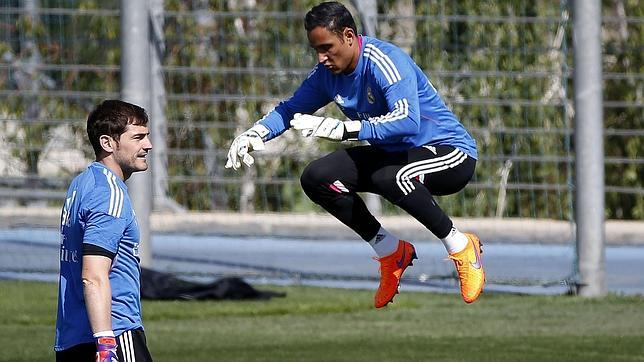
[140,268,286,301]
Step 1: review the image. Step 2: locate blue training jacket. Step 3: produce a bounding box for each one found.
[256,35,477,159]
[55,162,144,351]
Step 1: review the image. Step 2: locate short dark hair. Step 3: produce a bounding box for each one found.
[86,99,149,156]
[304,1,357,36]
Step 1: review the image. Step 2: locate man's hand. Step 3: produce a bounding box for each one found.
[290,113,361,141]
[95,335,118,362]
[290,113,344,140]
[225,124,270,170]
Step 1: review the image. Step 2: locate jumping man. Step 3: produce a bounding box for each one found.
[226,1,485,308]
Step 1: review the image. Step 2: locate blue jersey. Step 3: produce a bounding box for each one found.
[55,162,143,351]
[257,36,477,158]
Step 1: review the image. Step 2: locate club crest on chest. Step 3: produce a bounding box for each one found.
[367,86,375,104]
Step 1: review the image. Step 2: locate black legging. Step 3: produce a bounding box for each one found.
[300,144,476,241]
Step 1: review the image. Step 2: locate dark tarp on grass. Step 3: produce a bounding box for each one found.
[140,268,286,301]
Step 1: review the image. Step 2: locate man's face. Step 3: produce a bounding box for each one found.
[308,26,358,74]
[112,124,152,179]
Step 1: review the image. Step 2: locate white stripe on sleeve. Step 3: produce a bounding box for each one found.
[103,169,116,216]
[364,44,402,85]
[367,44,402,81]
[369,99,409,124]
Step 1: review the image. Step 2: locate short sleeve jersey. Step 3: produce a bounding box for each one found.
[256,36,477,158]
[54,162,143,351]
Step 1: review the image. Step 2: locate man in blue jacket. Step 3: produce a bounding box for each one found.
[226,1,484,308]
[55,100,153,361]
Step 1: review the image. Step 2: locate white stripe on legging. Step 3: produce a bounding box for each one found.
[395,149,467,195]
[127,330,136,362]
[118,333,127,361]
[119,330,136,362]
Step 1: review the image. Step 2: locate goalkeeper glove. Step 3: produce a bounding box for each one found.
[290,113,361,141]
[94,331,118,362]
[225,124,270,170]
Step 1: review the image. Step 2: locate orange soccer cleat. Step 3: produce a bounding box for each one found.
[373,240,417,308]
[448,233,485,303]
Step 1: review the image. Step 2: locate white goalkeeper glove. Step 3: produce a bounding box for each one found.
[225,124,270,170]
[290,113,361,141]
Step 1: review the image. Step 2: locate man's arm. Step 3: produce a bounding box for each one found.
[82,254,113,333]
[226,65,331,170]
[256,65,332,141]
[83,253,120,361]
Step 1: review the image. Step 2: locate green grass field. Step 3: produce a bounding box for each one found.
[1,280,643,361]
